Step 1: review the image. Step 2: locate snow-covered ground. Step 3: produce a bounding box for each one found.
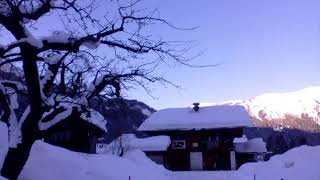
[239,145,320,180]
[19,141,170,180]
[1,121,320,180]
[169,145,320,180]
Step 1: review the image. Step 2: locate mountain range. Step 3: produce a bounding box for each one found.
[199,87,320,155]
[203,87,320,132]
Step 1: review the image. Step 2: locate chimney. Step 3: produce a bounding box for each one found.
[193,103,200,112]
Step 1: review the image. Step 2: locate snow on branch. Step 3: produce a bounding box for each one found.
[40,51,70,96]
[86,74,120,100]
[0,80,27,95]
[19,0,54,21]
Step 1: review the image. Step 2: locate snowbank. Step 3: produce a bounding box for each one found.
[238,145,320,180]
[19,141,169,180]
[179,145,320,180]
[124,149,167,171]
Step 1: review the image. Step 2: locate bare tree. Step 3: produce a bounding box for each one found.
[0,0,196,179]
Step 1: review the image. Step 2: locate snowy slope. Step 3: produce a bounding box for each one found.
[203,87,320,128]
[244,87,320,122]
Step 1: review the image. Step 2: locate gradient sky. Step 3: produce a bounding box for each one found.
[2,0,320,110]
[126,0,320,109]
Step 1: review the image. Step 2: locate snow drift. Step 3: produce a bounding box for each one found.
[18,141,169,180]
[239,145,320,180]
[0,121,168,180]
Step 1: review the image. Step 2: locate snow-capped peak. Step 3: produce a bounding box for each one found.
[201,86,320,125]
[247,87,320,122]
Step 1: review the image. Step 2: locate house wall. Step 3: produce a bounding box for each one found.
[44,119,106,153]
[143,128,244,171]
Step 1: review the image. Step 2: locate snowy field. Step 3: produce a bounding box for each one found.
[1,122,320,180]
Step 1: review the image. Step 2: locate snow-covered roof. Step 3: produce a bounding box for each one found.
[80,109,108,133]
[108,134,171,153]
[233,135,248,143]
[127,134,171,152]
[234,138,267,153]
[138,105,253,131]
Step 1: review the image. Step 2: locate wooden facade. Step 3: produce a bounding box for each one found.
[142,128,245,171]
[43,115,106,153]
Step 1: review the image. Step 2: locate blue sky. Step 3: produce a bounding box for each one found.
[126,0,320,109]
[2,0,320,110]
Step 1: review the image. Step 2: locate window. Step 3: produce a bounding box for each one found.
[192,142,199,147]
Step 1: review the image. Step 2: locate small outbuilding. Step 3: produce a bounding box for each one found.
[43,109,107,153]
[234,137,268,166]
[137,104,266,171]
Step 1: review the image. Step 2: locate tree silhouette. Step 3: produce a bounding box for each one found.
[0,1,197,179]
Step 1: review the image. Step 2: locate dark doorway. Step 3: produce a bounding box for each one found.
[168,150,190,170]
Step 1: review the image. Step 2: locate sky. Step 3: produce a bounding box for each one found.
[2,0,320,110]
[126,0,320,109]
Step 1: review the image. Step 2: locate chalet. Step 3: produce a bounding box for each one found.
[137,103,267,171]
[43,110,107,154]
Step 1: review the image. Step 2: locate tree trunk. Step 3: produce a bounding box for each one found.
[1,141,35,180]
[1,44,43,179]
[59,63,66,94]
[1,109,41,180]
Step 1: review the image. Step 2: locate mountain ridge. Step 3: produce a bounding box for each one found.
[201,86,320,132]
